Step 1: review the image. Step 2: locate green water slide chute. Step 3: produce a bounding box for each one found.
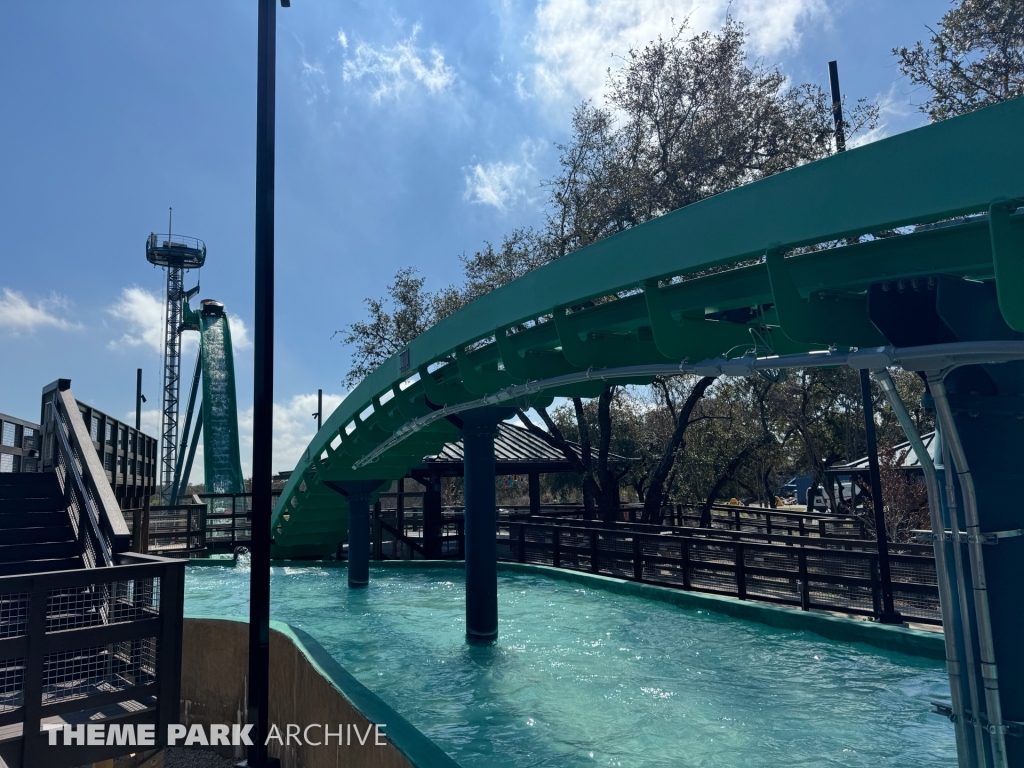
[172,298,245,501]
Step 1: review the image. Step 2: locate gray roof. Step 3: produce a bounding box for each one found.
[420,422,632,469]
[831,431,936,473]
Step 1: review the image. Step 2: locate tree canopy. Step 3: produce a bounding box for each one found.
[895,0,1024,121]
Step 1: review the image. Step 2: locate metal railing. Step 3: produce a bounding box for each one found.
[499,519,941,624]
[144,502,208,557]
[128,492,281,556]
[46,387,131,567]
[374,510,464,560]
[506,502,869,539]
[146,232,206,254]
[0,553,185,768]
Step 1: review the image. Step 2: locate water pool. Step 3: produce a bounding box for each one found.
[184,565,954,767]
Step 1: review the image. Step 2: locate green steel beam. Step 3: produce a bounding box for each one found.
[272,98,1024,551]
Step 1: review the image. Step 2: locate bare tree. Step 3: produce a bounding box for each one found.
[895,0,1024,121]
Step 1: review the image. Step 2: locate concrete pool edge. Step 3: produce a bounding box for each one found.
[186,558,944,660]
[182,614,461,768]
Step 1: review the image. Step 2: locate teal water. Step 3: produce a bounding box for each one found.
[184,565,955,767]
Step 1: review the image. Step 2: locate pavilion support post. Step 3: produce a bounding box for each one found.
[860,369,903,625]
[528,470,540,516]
[423,471,443,558]
[462,407,514,643]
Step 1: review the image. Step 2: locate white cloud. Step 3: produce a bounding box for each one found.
[136,392,345,486]
[301,59,330,105]
[847,83,920,149]
[237,392,347,480]
[463,140,543,211]
[107,286,251,356]
[343,24,455,102]
[228,315,252,350]
[0,288,79,334]
[530,0,826,112]
[108,286,176,354]
[337,29,349,49]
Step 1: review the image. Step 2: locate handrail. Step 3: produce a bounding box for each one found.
[0,551,185,766]
[502,518,941,623]
[48,388,130,567]
[146,232,206,252]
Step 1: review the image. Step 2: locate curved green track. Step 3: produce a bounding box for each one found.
[271,97,1024,558]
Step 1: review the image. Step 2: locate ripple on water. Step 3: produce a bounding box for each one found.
[184,566,955,768]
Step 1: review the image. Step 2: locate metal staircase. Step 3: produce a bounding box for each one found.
[0,380,184,768]
[0,473,82,576]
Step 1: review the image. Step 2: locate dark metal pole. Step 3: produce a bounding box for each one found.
[348,491,372,587]
[317,388,322,430]
[828,60,846,152]
[135,368,143,431]
[463,408,502,643]
[860,369,902,624]
[248,0,281,764]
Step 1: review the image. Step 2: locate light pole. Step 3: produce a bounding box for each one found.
[248,0,288,766]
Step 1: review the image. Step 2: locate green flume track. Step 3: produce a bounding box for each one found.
[272,97,1024,558]
[199,310,245,496]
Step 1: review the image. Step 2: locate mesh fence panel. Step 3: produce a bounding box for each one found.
[41,638,158,705]
[0,658,24,713]
[47,578,159,633]
[806,552,870,580]
[0,593,29,639]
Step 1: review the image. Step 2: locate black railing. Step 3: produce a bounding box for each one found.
[374,510,463,560]
[499,520,941,624]
[128,492,281,556]
[44,385,131,567]
[0,553,185,768]
[506,502,869,539]
[145,502,208,556]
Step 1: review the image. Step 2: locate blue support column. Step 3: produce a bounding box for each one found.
[325,480,385,588]
[347,491,372,588]
[869,275,1024,767]
[462,407,513,643]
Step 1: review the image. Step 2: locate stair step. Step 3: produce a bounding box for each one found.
[0,541,78,563]
[0,557,82,577]
[0,473,63,497]
[0,511,69,529]
[1,527,76,546]
[0,498,66,513]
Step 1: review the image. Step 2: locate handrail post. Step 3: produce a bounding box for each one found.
[157,561,185,750]
[590,529,599,574]
[736,542,746,599]
[633,535,643,582]
[552,526,561,569]
[20,581,48,767]
[798,549,810,610]
[681,537,691,590]
[373,502,383,561]
[518,523,526,563]
[870,553,882,619]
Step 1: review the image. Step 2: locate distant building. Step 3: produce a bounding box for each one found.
[0,412,41,473]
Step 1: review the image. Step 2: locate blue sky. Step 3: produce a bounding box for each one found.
[0,0,949,478]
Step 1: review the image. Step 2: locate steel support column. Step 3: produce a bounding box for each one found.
[324,480,385,587]
[860,369,902,624]
[462,407,513,642]
[347,489,372,587]
[869,275,1024,767]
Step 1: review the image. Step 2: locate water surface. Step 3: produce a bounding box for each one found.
[184,564,954,767]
